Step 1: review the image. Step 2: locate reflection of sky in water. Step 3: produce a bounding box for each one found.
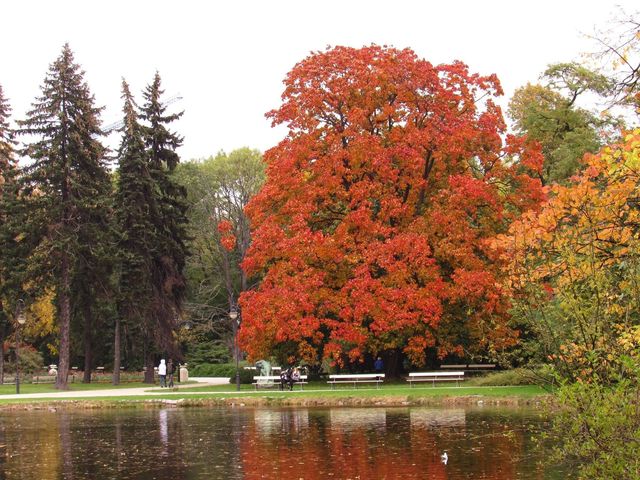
[159,409,169,456]
[329,408,386,431]
[253,409,309,434]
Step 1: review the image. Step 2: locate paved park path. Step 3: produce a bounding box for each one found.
[0,377,231,400]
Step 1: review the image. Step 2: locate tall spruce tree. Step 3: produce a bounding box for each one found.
[113,80,157,385]
[114,74,187,384]
[17,44,109,390]
[0,85,14,172]
[72,113,113,385]
[0,84,19,384]
[140,72,188,376]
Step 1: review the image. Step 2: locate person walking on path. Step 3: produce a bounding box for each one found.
[158,359,167,387]
[167,359,175,388]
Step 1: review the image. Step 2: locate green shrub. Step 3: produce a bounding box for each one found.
[466,367,551,386]
[190,362,254,384]
[89,371,146,383]
[546,357,640,479]
[234,368,255,385]
[186,340,231,365]
[6,345,44,374]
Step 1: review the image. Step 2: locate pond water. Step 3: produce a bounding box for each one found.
[0,406,569,479]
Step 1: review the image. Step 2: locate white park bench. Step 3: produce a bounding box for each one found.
[327,373,385,389]
[440,364,496,371]
[407,371,465,387]
[253,375,308,390]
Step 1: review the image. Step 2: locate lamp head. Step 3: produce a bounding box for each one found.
[15,300,26,325]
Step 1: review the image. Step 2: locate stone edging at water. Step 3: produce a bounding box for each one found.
[0,394,554,411]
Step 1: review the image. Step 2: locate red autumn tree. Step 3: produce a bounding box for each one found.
[239,45,543,368]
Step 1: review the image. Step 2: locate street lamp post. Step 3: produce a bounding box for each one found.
[229,306,240,391]
[14,299,26,395]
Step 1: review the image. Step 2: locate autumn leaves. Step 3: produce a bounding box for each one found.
[238,46,545,367]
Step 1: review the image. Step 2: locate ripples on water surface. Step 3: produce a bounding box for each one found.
[0,406,569,479]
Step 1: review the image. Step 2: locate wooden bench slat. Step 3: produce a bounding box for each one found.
[409,378,460,381]
[327,374,384,390]
[407,371,464,388]
[328,380,381,383]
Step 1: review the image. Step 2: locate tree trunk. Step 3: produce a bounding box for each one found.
[222,249,234,308]
[112,315,121,385]
[385,348,403,379]
[143,336,155,384]
[82,301,93,383]
[0,319,5,384]
[55,252,71,390]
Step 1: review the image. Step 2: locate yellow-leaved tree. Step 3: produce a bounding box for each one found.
[496,129,640,479]
[498,129,640,381]
[23,287,58,356]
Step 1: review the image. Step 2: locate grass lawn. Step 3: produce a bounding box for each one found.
[0,382,551,406]
[0,381,160,395]
[179,382,549,397]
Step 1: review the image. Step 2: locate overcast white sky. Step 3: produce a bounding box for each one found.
[1,1,636,160]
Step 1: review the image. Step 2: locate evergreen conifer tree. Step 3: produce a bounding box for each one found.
[114,80,159,384]
[17,44,109,390]
[0,85,14,173]
[0,84,20,383]
[140,72,188,375]
[72,113,113,385]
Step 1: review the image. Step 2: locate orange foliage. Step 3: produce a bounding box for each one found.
[496,129,640,380]
[240,45,543,365]
[498,129,640,292]
[217,219,237,251]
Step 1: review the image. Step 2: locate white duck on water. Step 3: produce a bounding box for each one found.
[441,452,448,465]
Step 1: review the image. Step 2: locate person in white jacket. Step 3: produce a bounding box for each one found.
[158,359,167,387]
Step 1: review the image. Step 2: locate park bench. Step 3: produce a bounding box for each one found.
[31,375,58,384]
[407,371,465,387]
[253,375,308,390]
[327,373,385,389]
[467,364,496,370]
[440,364,496,372]
[2,374,73,384]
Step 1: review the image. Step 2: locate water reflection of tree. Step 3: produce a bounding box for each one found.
[0,409,244,479]
[240,408,541,480]
[0,412,62,479]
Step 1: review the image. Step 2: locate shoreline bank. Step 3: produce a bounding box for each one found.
[0,392,554,411]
